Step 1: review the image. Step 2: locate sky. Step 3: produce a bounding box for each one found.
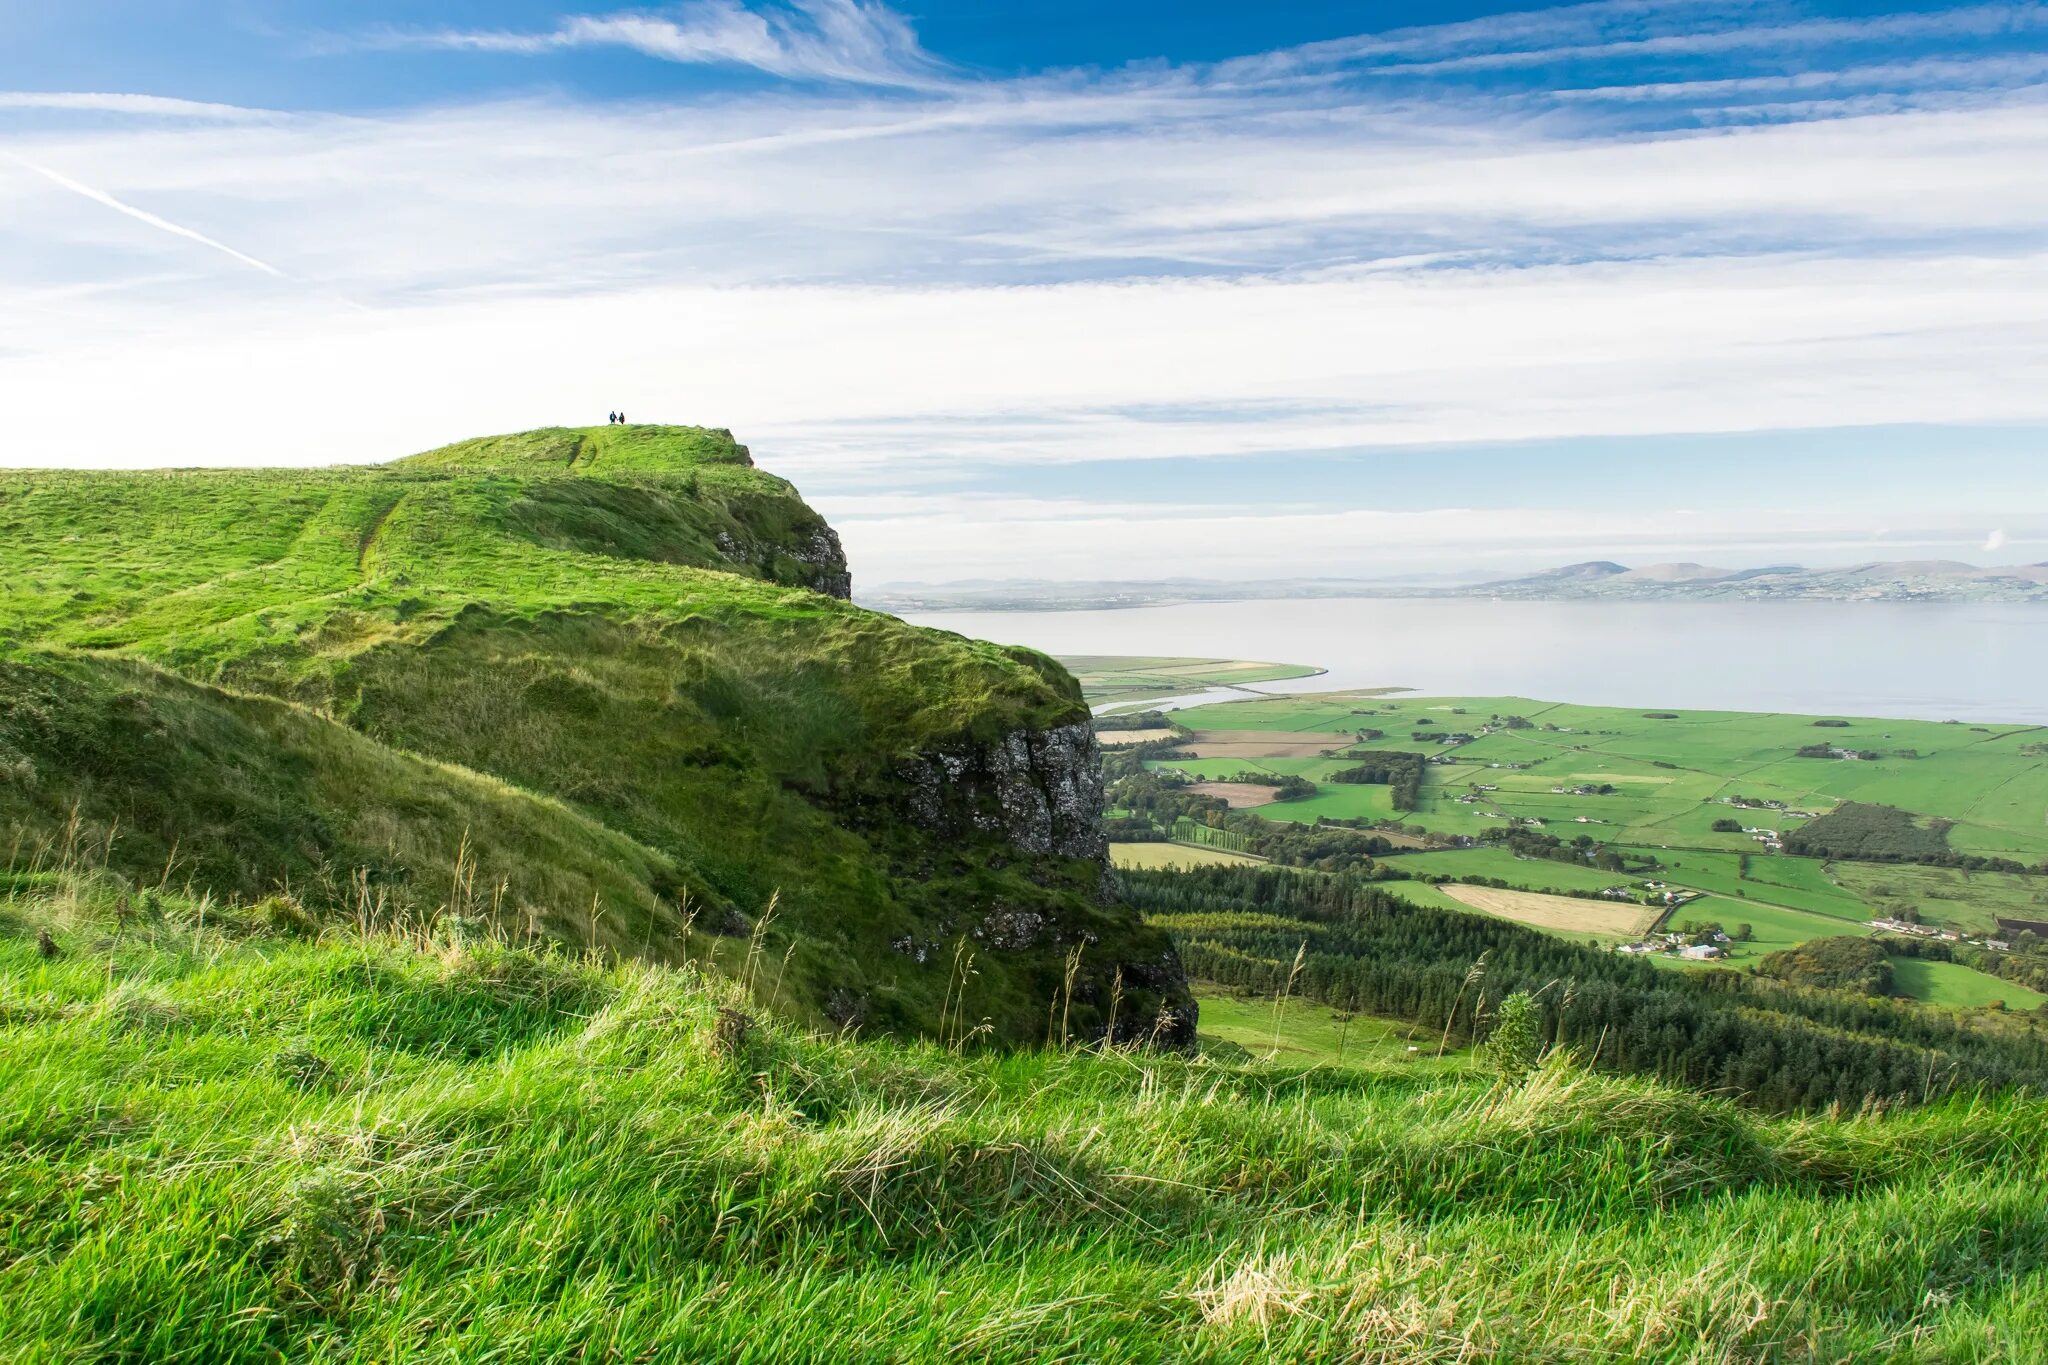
[4,1,2048,585]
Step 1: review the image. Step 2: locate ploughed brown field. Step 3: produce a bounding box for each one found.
[1187,781,1281,809]
[1183,730,1356,759]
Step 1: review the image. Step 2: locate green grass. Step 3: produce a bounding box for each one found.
[7,879,2048,1362]
[1888,956,2048,1011]
[0,426,1185,1044]
[1167,692,2048,859]
[1191,982,1454,1067]
[1835,862,2048,935]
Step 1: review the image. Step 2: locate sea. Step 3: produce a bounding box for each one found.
[896,597,2048,724]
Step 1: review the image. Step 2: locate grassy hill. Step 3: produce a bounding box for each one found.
[5,878,2047,1363]
[0,425,1190,1044]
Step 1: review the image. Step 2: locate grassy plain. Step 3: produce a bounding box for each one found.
[1138,689,2048,1008]
[1889,957,2048,1010]
[1191,982,1449,1067]
[1833,862,2048,935]
[11,879,2048,1362]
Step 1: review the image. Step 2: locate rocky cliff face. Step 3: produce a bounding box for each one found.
[901,719,1108,865]
[896,718,1195,1046]
[791,525,852,600]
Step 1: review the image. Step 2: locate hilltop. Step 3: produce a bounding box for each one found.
[0,425,1191,1044]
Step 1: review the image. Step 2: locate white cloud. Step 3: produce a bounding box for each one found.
[0,91,280,121]
[6,1,2048,580]
[1985,527,2009,551]
[367,0,947,89]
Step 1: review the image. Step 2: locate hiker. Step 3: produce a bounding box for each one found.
[607,411,617,424]
[617,411,626,425]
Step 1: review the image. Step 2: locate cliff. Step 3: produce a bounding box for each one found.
[0,425,1191,1045]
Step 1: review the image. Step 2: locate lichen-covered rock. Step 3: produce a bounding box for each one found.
[899,719,1108,867]
[792,526,852,600]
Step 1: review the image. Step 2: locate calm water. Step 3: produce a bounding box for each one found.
[900,598,2048,724]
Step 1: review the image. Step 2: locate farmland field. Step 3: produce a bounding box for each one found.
[1441,884,1661,936]
[1109,842,1265,869]
[1832,862,2048,935]
[1191,982,1457,1067]
[1888,958,2048,1011]
[1116,686,2048,998]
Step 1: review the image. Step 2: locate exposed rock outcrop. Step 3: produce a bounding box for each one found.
[899,719,1108,866]
[792,525,852,600]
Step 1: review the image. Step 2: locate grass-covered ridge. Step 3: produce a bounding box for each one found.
[5,877,2048,1363]
[0,426,1187,1042]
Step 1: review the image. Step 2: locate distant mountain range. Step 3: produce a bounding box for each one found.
[863,561,2048,612]
[1472,560,2048,602]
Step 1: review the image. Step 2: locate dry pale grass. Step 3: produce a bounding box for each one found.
[1109,842,1265,870]
[1443,884,1659,936]
[1096,729,1180,747]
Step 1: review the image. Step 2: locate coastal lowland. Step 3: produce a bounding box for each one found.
[1096,676,2048,1013]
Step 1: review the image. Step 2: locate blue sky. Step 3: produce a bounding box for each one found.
[4,1,2048,582]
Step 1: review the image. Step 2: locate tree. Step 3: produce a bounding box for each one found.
[1486,992,1544,1078]
[1736,924,1755,942]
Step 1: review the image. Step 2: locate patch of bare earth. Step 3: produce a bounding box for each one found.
[1188,781,1281,809]
[1185,730,1355,759]
[1442,884,1657,936]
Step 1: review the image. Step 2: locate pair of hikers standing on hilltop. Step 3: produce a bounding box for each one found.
[606,411,628,425]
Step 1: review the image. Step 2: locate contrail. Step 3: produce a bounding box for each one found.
[2,150,284,277]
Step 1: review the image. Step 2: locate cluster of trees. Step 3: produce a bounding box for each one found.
[1107,766,1399,873]
[1476,826,1649,874]
[1327,752,1425,809]
[1095,710,1175,733]
[1221,772,1317,801]
[1757,936,1894,995]
[1796,742,1882,760]
[1123,866,2048,1111]
[1786,801,2033,872]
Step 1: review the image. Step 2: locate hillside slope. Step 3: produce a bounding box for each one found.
[3,890,2045,1363]
[0,425,1190,1044]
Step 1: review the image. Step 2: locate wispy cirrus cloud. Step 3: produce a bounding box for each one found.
[0,91,280,120]
[7,0,2048,578]
[356,0,949,89]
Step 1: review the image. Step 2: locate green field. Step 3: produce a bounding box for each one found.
[1192,982,1454,1067]
[1134,689,2048,1006]
[1889,956,2048,1010]
[1385,847,1639,895]
[1165,692,2048,860]
[1833,862,2048,935]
